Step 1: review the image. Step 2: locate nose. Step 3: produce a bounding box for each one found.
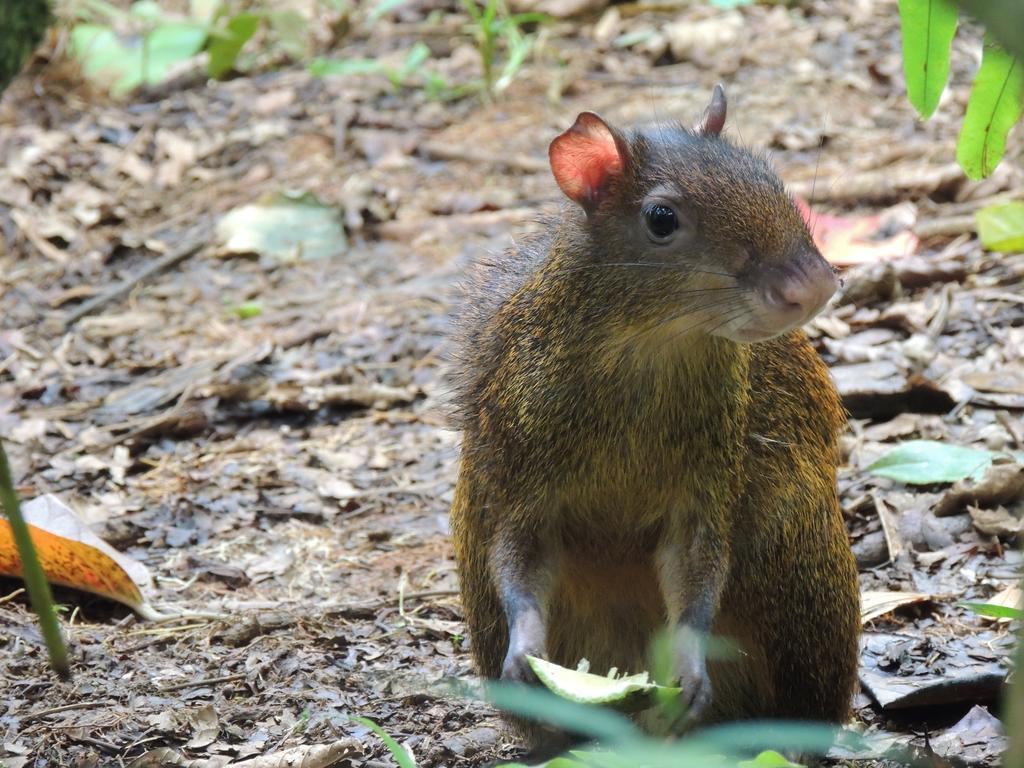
[761,253,837,324]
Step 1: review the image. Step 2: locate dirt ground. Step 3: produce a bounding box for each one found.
[1,0,1022,766]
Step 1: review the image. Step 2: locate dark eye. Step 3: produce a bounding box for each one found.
[643,204,679,241]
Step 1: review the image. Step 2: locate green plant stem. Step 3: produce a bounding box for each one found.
[0,438,70,679]
[1005,570,1024,768]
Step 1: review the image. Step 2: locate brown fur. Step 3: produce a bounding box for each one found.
[449,114,859,745]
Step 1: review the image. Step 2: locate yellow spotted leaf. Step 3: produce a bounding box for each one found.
[0,494,157,616]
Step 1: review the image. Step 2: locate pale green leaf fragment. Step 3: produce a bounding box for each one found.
[960,601,1024,620]
[216,192,347,263]
[308,57,382,77]
[897,0,959,118]
[867,440,993,485]
[70,25,143,94]
[976,201,1024,252]
[207,12,260,78]
[957,42,1024,180]
[130,0,163,20]
[368,0,408,23]
[141,23,207,85]
[527,655,681,713]
[739,750,806,768]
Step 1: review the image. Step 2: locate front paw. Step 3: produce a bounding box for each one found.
[673,626,712,722]
[501,646,542,684]
[501,610,546,684]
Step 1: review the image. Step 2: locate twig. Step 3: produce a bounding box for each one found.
[159,672,247,692]
[24,700,114,723]
[63,226,210,327]
[913,214,976,239]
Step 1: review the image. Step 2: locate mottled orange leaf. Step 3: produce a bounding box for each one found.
[795,197,919,267]
[0,494,153,615]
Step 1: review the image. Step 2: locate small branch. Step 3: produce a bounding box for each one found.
[63,226,210,328]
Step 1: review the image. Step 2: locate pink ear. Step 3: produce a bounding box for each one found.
[549,112,625,211]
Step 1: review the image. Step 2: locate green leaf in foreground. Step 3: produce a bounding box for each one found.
[207,12,260,79]
[482,680,639,743]
[216,191,347,263]
[0,439,69,679]
[739,750,804,768]
[960,601,1024,620]
[897,0,959,119]
[976,200,1024,252]
[957,40,1024,180]
[866,440,993,485]
[355,717,416,768]
[527,655,681,713]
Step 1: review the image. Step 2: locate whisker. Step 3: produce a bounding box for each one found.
[543,262,739,280]
[617,294,749,352]
[648,303,751,358]
[809,114,826,235]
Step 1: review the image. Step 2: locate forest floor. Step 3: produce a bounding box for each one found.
[1,0,1022,766]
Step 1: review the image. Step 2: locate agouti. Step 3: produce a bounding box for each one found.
[449,86,860,747]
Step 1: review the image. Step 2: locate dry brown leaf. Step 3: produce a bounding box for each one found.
[968,505,1023,537]
[963,368,1024,395]
[934,461,1024,517]
[861,590,932,624]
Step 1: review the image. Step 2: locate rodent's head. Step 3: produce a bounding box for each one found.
[548,85,836,344]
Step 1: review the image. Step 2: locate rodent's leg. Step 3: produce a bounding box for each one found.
[656,519,731,723]
[491,523,553,685]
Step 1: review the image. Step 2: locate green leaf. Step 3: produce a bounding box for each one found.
[131,0,164,21]
[527,656,681,712]
[70,24,144,94]
[231,301,262,319]
[216,191,347,263]
[368,0,408,23]
[867,440,993,485]
[355,717,416,768]
[976,201,1024,251]
[308,57,383,77]
[482,681,640,743]
[207,12,260,78]
[960,601,1024,620]
[897,0,959,118]
[141,22,207,85]
[739,750,805,768]
[190,0,221,23]
[267,10,308,59]
[397,41,431,80]
[957,41,1024,180]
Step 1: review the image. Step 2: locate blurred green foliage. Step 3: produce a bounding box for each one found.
[898,0,1023,179]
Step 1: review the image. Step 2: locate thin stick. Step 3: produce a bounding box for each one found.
[160,672,247,692]
[63,227,209,328]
